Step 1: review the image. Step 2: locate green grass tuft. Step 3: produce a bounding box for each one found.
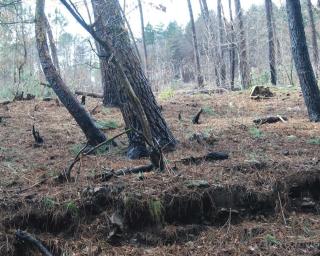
[159,88,175,100]
[95,120,118,130]
[249,127,263,138]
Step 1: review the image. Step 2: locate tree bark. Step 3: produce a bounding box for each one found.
[234,0,251,89]
[228,0,236,89]
[90,0,176,158]
[187,0,204,87]
[265,0,277,85]
[44,15,60,73]
[286,0,320,122]
[35,0,107,145]
[217,0,226,86]
[199,0,220,87]
[306,0,319,77]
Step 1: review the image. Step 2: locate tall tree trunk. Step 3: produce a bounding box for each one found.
[199,0,220,87]
[217,0,226,86]
[306,0,319,77]
[35,0,107,145]
[137,0,148,74]
[265,0,277,85]
[228,0,236,89]
[187,0,204,87]
[286,0,320,122]
[234,0,250,89]
[91,0,176,158]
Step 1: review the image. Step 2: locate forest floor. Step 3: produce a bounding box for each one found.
[0,85,320,255]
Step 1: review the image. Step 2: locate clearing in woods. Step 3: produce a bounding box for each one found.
[0,87,320,255]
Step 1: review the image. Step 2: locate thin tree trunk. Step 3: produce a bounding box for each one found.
[228,0,236,89]
[187,0,204,87]
[137,0,148,73]
[217,0,226,86]
[44,15,60,73]
[234,0,250,89]
[265,0,277,85]
[35,0,106,145]
[286,0,320,122]
[306,0,319,77]
[200,0,220,87]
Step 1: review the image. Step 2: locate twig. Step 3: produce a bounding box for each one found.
[16,230,53,256]
[278,192,287,225]
[59,129,132,181]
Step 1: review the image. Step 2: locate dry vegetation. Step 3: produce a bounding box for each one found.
[0,86,320,255]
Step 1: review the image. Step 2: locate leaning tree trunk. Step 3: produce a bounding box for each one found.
[306,0,319,77]
[35,0,106,145]
[286,0,320,122]
[187,0,204,87]
[265,0,277,85]
[234,0,251,89]
[91,0,176,158]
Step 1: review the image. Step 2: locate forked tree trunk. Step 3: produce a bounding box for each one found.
[234,0,251,89]
[228,0,236,89]
[91,0,176,158]
[44,15,60,73]
[187,0,204,87]
[286,0,320,122]
[306,0,319,77]
[35,0,106,145]
[265,0,277,85]
[217,0,226,86]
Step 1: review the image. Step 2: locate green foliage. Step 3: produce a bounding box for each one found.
[202,106,216,116]
[249,127,264,138]
[95,120,118,130]
[148,199,164,224]
[69,143,85,156]
[42,197,55,209]
[265,234,281,245]
[308,137,320,145]
[145,23,155,45]
[64,201,79,217]
[287,135,297,142]
[159,87,175,100]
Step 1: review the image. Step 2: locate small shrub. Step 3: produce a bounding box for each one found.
[159,88,175,100]
[249,127,263,138]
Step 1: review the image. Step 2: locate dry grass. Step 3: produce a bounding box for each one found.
[0,86,320,255]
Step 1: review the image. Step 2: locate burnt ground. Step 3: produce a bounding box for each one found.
[0,86,320,255]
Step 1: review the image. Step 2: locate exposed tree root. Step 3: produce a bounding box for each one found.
[15,230,53,256]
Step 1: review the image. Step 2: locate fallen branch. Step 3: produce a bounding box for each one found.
[192,108,203,124]
[96,164,154,182]
[58,129,132,182]
[0,100,11,105]
[253,116,288,125]
[75,90,103,98]
[16,230,53,256]
[179,152,229,165]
